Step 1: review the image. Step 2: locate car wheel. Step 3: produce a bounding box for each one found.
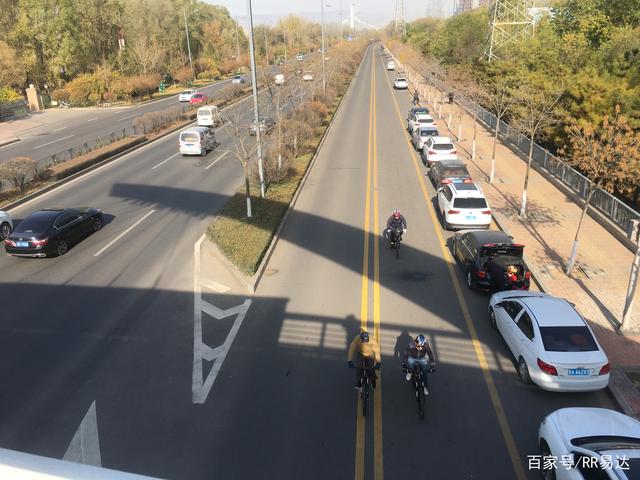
[0,222,11,240]
[56,239,68,257]
[518,358,532,385]
[540,441,556,480]
[489,307,497,330]
[442,211,450,230]
[93,217,103,232]
[466,270,474,289]
[451,241,457,259]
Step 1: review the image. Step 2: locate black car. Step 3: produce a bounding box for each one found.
[4,208,103,258]
[430,160,472,186]
[451,230,531,292]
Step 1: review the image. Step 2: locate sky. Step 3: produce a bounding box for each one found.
[205,0,457,28]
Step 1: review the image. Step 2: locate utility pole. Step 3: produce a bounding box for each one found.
[622,220,640,332]
[246,0,266,198]
[394,0,406,36]
[183,7,194,78]
[234,15,241,58]
[321,0,326,92]
[264,27,269,65]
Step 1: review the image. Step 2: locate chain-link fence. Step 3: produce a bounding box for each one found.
[415,68,640,237]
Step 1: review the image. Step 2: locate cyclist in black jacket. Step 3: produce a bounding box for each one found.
[402,334,436,395]
[385,209,407,246]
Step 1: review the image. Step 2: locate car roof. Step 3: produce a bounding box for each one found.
[431,136,454,144]
[418,126,438,132]
[517,295,584,327]
[449,183,485,198]
[549,408,640,444]
[28,209,65,220]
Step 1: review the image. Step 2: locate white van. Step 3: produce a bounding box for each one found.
[275,74,284,86]
[179,127,216,156]
[197,106,220,127]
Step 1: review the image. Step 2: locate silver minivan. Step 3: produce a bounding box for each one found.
[179,127,216,156]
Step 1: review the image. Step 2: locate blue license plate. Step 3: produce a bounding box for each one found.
[452,178,464,183]
[16,241,29,247]
[465,215,476,220]
[568,368,591,376]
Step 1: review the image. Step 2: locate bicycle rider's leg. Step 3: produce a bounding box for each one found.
[355,354,364,388]
[417,358,429,387]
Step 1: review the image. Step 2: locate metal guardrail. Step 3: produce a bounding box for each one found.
[414,68,640,237]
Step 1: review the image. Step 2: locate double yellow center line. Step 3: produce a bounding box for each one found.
[355,46,383,480]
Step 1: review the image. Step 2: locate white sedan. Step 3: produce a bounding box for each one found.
[0,210,13,239]
[387,60,395,70]
[538,408,640,479]
[393,77,408,89]
[178,89,197,102]
[489,291,610,392]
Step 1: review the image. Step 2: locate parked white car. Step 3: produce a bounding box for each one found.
[387,60,395,71]
[538,408,640,479]
[489,291,610,391]
[303,71,313,81]
[421,136,457,166]
[275,73,285,85]
[178,89,197,102]
[231,75,245,84]
[407,113,435,134]
[411,126,439,151]
[393,77,408,89]
[437,182,491,230]
[0,210,13,240]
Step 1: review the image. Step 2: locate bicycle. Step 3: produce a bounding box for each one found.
[96,100,111,109]
[388,228,403,260]
[58,100,71,109]
[404,362,435,419]
[355,357,377,417]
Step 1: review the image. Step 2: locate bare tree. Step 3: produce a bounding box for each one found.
[130,34,166,75]
[564,106,640,274]
[480,75,517,183]
[0,157,37,192]
[514,81,563,218]
[224,104,258,218]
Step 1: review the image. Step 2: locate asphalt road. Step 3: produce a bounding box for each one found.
[0,44,617,480]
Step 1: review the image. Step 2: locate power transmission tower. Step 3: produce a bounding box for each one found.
[486,0,534,61]
[394,0,406,36]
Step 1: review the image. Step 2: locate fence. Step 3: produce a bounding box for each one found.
[0,99,29,122]
[389,51,640,237]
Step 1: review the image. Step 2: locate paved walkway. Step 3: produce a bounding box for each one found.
[390,53,640,414]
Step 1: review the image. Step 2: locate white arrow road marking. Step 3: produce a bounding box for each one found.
[202,280,231,293]
[63,400,101,466]
[192,235,252,404]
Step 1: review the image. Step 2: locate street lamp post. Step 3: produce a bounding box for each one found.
[321,0,326,92]
[246,0,266,198]
[183,7,194,78]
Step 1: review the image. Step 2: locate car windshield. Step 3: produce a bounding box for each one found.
[434,143,454,150]
[396,78,406,82]
[540,326,599,352]
[418,118,434,123]
[420,130,437,136]
[181,133,199,142]
[15,215,53,234]
[453,198,487,209]
[443,167,469,176]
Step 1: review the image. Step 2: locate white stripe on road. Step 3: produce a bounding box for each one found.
[53,127,67,132]
[214,121,231,131]
[63,400,101,466]
[205,150,229,170]
[151,153,178,170]
[118,113,139,121]
[87,117,99,122]
[33,134,75,150]
[93,210,155,257]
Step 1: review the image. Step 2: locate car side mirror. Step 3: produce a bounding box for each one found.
[494,302,504,309]
[437,187,444,192]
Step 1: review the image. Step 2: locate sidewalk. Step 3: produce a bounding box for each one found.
[395,56,640,414]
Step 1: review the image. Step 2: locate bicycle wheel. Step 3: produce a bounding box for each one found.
[396,242,400,260]
[415,377,425,419]
[361,378,369,417]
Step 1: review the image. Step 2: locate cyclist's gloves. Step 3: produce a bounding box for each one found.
[348,361,355,368]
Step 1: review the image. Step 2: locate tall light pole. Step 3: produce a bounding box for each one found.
[246,0,266,198]
[321,0,326,92]
[183,7,194,78]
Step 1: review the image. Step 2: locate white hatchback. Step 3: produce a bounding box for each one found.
[489,292,610,392]
[421,136,457,166]
[539,408,640,479]
[437,183,491,230]
[407,113,435,134]
[393,77,408,89]
[411,126,439,150]
[178,89,197,102]
[387,60,395,71]
[0,210,13,240]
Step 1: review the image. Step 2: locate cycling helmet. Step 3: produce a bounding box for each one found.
[360,331,370,343]
[393,209,401,219]
[415,334,426,347]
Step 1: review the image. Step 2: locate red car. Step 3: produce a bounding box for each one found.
[189,93,208,105]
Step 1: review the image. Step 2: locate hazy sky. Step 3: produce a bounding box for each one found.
[206,0,457,27]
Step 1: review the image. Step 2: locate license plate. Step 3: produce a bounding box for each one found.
[568,368,592,376]
[465,215,476,220]
[16,241,29,247]
[452,178,464,183]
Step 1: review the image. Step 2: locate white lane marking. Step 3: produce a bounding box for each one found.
[151,153,178,170]
[192,234,252,404]
[205,150,229,170]
[202,280,231,293]
[93,210,155,257]
[214,121,231,131]
[63,400,101,466]
[87,117,99,122]
[33,134,75,150]
[53,127,67,132]
[118,113,138,121]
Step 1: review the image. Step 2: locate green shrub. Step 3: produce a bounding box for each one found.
[0,86,22,104]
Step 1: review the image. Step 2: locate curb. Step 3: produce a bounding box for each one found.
[1,90,257,212]
[610,367,640,419]
[0,137,19,148]
[209,45,368,295]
